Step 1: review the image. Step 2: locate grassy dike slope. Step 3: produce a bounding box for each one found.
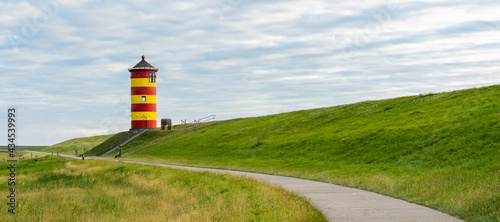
[110,85,500,222]
[41,134,115,155]
[0,156,325,221]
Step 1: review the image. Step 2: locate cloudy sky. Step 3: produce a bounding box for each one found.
[1,0,499,146]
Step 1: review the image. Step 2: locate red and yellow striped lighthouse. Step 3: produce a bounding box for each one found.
[129,55,158,129]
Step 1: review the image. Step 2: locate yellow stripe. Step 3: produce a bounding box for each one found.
[131,95,157,104]
[131,78,156,87]
[131,112,157,121]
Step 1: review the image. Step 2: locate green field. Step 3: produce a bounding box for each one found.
[84,131,137,156]
[0,150,48,162]
[41,85,500,221]
[0,156,325,221]
[40,134,115,155]
[0,146,47,150]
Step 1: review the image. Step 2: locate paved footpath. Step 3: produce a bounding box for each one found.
[48,153,462,222]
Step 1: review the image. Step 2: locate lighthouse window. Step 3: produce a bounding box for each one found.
[149,72,156,83]
[142,96,146,102]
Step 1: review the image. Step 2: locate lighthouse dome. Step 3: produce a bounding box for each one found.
[132,55,156,69]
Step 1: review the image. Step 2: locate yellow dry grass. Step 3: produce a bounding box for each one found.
[0,156,326,221]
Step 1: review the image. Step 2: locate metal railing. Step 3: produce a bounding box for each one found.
[100,129,148,156]
[195,115,216,123]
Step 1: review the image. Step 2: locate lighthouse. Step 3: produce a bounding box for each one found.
[129,55,158,129]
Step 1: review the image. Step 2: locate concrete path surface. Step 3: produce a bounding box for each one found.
[44,153,462,222]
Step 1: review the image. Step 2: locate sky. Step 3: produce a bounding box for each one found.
[1,0,499,146]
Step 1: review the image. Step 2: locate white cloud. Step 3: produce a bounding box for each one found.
[0,0,499,145]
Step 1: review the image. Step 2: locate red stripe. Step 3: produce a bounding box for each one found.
[131,87,156,95]
[130,70,157,78]
[131,104,157,112]
[131,120,157,129]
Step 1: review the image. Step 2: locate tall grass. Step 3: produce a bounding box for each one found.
[0,156,325,221]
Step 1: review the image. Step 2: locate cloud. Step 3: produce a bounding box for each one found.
[1,0,499,145]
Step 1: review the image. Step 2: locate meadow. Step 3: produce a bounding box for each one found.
[0,156,325,221]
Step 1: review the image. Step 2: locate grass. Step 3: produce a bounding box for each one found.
[83,131,136,156]
[0,150,48,162]
[41,134,115,155]
[0,146,46,150]
[0,156,325,221]
[92,85,500,222]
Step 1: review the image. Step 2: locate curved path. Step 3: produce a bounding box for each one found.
[49,153,461,222]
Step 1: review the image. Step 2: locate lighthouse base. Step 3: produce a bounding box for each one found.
[131,120,157,129]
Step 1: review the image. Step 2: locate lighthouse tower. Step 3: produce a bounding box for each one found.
[129,55,158,129]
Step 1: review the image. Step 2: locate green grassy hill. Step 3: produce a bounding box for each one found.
[84,131,136,156]
[93,85,500,222]
[41,134,115,155]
